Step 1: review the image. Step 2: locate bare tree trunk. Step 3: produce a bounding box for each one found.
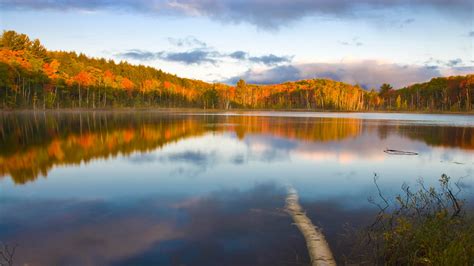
[78,84,82,108]
[466,87,471,111]
[286,188,336,266]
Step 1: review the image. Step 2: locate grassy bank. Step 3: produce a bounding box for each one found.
[346,175,474,265]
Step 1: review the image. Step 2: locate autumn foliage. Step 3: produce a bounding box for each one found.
[0,30,472,111]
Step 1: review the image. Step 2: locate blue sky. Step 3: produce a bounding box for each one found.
[0,0,473,88]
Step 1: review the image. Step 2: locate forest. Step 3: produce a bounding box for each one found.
[0,30,473,112]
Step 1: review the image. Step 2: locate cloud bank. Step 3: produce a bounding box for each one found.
[2,0,471,29]
[116,46,292,66]
[226,61,474,89]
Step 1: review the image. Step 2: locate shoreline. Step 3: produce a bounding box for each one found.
[1,107,473,115]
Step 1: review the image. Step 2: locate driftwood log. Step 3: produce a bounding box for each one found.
[384,149,418,155]
[285,188,336,266]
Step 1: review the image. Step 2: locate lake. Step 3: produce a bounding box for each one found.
[1,111,473,265]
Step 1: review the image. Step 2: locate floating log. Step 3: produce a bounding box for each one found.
[285,187,336,266]
[384,149,418,155]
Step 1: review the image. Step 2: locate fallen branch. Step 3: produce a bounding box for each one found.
[0,243,16,266]
[384,149,418,155]
[285,187,336,266]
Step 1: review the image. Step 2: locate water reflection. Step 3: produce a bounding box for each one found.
[0,111,473,265]
[0,112,207,183]
[1,111,472,184]
[1,184,312,266]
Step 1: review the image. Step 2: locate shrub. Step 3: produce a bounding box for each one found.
[346,174,474,265]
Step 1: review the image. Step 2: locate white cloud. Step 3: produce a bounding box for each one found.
[227,60,474,89]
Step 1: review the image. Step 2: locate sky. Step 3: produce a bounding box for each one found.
[0,0,473,89]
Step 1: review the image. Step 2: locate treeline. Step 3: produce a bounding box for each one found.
[0,31,212,109]
[0,30,371,110]
[0,30,472,111]
[379,77,473,112]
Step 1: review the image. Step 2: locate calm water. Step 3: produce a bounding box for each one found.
[1,111,473,265]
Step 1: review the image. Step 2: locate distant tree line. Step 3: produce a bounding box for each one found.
[379,78,473,112]
[0,31,472,111]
